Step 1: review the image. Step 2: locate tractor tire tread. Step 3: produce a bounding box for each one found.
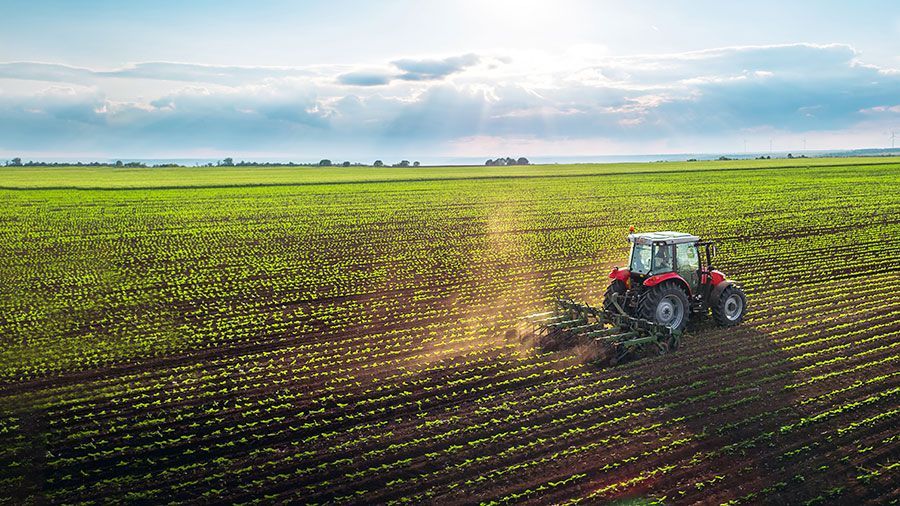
[712,284,748,327]
[638,281,690,332]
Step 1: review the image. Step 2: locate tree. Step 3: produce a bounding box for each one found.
[516,157,529,165]
[319,159,332,166]
[115,160,124,167]
[220,157,234,166]
[342,161,351,167]
[787,153,793,159]
[9,157,22,166]
[373,160,384,167]
[485,159,494,166]
[398,160,410,167]
[413,161,420,167]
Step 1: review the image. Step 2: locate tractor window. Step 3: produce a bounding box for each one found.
[676,243,701,290]
[652,244,673,273]
[629,244,652,274]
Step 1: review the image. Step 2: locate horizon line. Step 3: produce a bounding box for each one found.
[2,146,899,166]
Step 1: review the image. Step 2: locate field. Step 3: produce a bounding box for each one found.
[1,158,899,505]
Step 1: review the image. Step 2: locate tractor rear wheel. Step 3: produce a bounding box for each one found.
[713,284,747,326]
[603,280,627,314]
[638,282,690,332]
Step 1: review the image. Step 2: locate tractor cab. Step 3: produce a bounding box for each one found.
[627,231,704,292]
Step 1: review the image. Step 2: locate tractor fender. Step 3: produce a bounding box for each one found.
[701,269,727,285]
[643,272,691,296]
[711,279,735,302]
[609,267,630,282]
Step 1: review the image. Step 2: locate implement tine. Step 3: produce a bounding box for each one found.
[569,321,611,334]
[582,327,622,339]
[523,311,556,321]
[547,318,587,329]
[596,331,638,342]
[531,314,568,325]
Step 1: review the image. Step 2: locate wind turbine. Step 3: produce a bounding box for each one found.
[892,130,896,150]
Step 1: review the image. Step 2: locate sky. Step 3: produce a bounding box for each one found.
[0,0,898,162]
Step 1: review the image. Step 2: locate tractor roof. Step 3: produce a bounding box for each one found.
[628,231,700,245]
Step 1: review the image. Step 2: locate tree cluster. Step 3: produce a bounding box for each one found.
[485,157,529,166]
[389,160,421,167]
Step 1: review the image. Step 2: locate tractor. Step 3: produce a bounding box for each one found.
[523,230,747,365]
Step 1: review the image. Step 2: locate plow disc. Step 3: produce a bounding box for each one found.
[522,296,682,366]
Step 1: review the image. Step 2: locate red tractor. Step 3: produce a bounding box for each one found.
[524,230,747,364]
[605,231,747,332]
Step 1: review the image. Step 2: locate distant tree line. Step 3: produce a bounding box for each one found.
[4,156,521,168]
[317,159,420,167]
[217,158,426,168]
[485,157,529,166]
[2,157,423,168]
[685,154,808,162]
[3,157,186,168]
[1,158,167,168]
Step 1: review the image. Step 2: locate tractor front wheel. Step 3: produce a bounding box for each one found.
[713,284,747,326]
[638,282,690,332]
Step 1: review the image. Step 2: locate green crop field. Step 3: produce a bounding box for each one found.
[1,158,899,504]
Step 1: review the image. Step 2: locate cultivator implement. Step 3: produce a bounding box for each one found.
[523,296,682,366]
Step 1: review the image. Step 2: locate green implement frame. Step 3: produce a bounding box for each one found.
[523,296,682,365]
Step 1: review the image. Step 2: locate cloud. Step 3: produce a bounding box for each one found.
[0,55,485,88]
[335,53,487,87]
[0,61,316,85]
[108,62,316,85]
[1,44,898,157]
[860,104,900,115]
[337,70,394,86]
[392,53,481,81]
[0,62,97,84]
[0,56,485,89]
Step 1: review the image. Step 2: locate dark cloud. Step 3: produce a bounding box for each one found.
[336,54,484,86]
[392,53,480,81]
[337,70,394,86]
